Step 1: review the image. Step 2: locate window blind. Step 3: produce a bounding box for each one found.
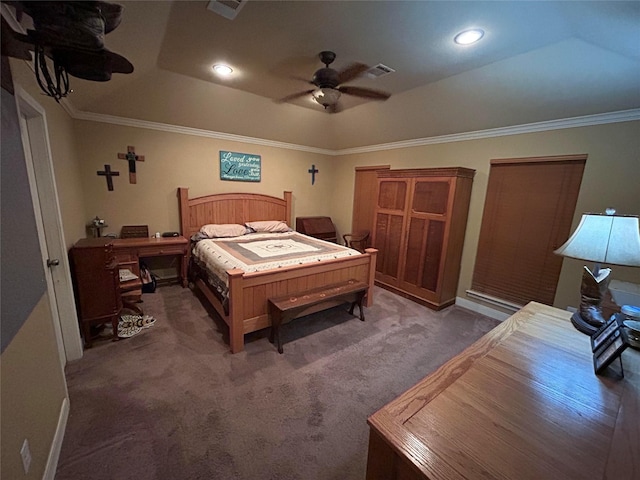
[472,155,586,306]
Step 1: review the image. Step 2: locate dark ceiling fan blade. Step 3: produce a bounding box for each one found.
[336,62,369,85]
[339,86,391,100]
[275,89,315,103]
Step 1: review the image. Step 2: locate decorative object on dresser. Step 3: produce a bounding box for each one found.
[117,146,145,184]
[554,210,640,335]
[295,216,337,243]
[87,216,108,237]
[366,302,640,480]
[177,188,377,354]
[372,167,475,310]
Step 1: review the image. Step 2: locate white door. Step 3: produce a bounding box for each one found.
[16,86,83,364]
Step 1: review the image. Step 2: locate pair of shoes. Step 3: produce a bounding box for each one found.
[139,315,155,329]
[118,316,142,338]
[118,314,155,338]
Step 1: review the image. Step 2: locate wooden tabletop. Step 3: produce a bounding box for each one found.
[366,302,640,480]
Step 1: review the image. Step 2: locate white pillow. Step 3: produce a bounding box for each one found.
[200,223,248,238]
[245,220,291,233]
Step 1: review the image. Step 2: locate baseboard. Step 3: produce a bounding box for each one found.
[455,296,512,322]
[43,397,69,480]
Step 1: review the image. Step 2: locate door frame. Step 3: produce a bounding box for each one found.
[15,85,83,363]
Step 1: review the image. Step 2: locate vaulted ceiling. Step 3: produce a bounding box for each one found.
[6,1,640,150]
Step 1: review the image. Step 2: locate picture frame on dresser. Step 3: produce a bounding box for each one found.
[593,325,629,375]
[590,314,622,352]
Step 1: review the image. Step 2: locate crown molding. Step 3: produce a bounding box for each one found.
[67,106,640,157]
[72,110,335,155]
[334,108,640,155]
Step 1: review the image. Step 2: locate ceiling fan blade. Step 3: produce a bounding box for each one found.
[276,89,315,103]
[339,86,391,100]
[336,62,369,85]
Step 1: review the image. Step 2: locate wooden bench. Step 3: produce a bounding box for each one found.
[268,279,369,353]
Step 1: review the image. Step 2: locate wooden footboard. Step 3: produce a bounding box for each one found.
[193,248,377,353]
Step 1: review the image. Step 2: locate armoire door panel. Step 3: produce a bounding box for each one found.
[374,212,404,282]
[377,180,408,211]
[411,180,450,215]
[401,218,445,294]
[421,220,445,292]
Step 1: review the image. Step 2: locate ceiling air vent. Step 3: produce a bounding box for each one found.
[365,63,395,79]
[207,0,247,20]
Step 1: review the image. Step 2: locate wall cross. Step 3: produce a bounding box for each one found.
[97,164,120,191]
[117,145,145,184]
[308,164,319,185]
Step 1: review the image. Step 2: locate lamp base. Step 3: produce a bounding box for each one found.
[570,312,599,336]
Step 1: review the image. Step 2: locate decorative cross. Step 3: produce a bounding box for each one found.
[308,164,319,185]
[97,164,120,191]
[117,145,145,184]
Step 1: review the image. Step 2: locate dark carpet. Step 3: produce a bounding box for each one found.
[56,285,498,480]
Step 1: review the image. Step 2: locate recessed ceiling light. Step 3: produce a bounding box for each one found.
[213,64,233,76]
[454,29,484,45]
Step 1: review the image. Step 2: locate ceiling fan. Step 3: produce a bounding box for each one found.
[277,51,391,113]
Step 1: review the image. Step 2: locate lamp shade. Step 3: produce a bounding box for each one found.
[554,213,640,267]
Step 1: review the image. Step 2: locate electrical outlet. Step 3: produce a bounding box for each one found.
[20,439,31,474]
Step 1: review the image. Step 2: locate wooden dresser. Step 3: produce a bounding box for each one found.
[70,238,121,347]
[366,302,639,480]
[372,167,474,310]
[295,216,337,243]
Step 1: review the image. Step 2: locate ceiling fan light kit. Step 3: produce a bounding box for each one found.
[277,50,391,113]
[312,87,341,108]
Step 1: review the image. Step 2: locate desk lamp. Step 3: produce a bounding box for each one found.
[554,210,640,335]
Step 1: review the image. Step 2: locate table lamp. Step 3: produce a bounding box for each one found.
[554,210,640,335]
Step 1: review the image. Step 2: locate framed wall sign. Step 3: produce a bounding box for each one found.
[220,151,261,182]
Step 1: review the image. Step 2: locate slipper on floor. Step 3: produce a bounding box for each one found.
[117,320,142,338]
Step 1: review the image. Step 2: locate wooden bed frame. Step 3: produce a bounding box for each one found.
[177,188,377,353]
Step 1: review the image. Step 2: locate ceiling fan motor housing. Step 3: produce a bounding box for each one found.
[312,67,339,89]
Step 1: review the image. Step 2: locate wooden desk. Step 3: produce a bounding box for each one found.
[113,236,188,287]
[295,216,337,243]
[366,302,639,480]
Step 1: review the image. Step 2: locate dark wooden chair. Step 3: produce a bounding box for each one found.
[342,230,370,253]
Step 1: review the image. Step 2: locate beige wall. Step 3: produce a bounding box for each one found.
[72,121,335,239]
[330,121,640,311]
[0,296,68,480]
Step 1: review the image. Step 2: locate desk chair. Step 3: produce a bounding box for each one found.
[342,230,370,253]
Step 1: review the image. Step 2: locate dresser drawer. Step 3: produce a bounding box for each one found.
[137,244,186,257]
[114,248,137,263]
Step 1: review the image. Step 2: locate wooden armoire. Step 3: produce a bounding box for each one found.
[372,167,475,310]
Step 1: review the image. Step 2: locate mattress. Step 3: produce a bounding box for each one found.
[191,231,361,306]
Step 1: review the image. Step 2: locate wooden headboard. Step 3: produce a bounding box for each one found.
[177,188,293,239]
